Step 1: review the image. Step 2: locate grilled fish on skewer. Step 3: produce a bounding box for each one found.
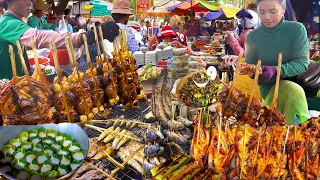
[103,127,121,143]
[112,129,126,149]
[163,130,189,146]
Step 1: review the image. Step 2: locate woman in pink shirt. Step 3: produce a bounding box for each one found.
[0,0,119,79]
[225,10,259,59]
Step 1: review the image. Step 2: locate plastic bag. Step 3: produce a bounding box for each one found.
[57,15,68,33]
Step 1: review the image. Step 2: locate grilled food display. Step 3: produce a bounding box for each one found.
[0,76,53,125]
[0,128,85,179]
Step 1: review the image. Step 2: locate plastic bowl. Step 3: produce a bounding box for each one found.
[0,123,89,180]
[173,48,187,56]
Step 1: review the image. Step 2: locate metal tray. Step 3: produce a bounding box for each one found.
[0,123,89,180]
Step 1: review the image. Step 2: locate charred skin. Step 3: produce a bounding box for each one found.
[70,80,93,115]
[0,76,53,125]
[218,85,285,126]
[53,91,77,111]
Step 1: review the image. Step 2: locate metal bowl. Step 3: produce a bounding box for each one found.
[0,123,89,180]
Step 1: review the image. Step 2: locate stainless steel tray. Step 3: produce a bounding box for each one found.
[0,123,89,180]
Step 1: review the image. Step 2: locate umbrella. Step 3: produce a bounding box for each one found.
[205,12,224,20]
[147,0,182,16]
[219,4,241,18]
[167,0,219,12]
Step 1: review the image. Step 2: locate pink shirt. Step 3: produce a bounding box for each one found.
[226,29,252,57]
[7,10,81,49]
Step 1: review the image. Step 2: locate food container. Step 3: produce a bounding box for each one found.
[205,56,219,64]
[188,61,198,69]
[48,49,70,66]
[173,48,187,56]
[0,123,89,180]
[172,62,188,69]
[173,55,188,63]
[28,57,50,66]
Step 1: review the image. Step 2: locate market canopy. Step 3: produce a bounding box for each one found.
[167,0,220,12]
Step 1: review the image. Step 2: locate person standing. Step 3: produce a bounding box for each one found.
[206,20,217,36]
[187,11,202,38]
[111,0,140,52]
[27,0,58,30]
[64,8,84,30]
[170,15,187,46]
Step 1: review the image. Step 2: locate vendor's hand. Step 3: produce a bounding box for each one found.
[197,58,207,68]
[259,66,277,82]
[223,55,238,66]
[311,51,320,59]
[171,41,184,48]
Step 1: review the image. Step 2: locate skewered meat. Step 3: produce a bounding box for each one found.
[286,121,320,179]
[286,127,305,180]
[190,120,210,166]
[32,67,50,87]
[239,64,262,78]
[259,106,286,126]
[103,70,119,106]
[70,80,93,115]
[208,123,235,173]
[0,76,53,125]
[229,125,271,179]
[262,126,288,179]
[218,85,285,126]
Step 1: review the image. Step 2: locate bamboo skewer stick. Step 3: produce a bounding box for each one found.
[240,124,247,179]
[16,41,30,77]
[65,35,89,116]
[98,26,108,63]
[16,40,43,118]
[111,146,143,176]
[276,125,290,180]
[271,53,282,110]
[50,40,72,123]
[216,111,223,169]
[305,138,308,180]
[245,60,261,115]
[253,126,262,179]
[93,26,102,62]
[8,45,17,84]
[90,119,149,125]
[30,38,41,78]
[226,51,243,103]
[98,146,125,169]
[85,124,141,142]
[292,125,297,180]
[82,34,98,90]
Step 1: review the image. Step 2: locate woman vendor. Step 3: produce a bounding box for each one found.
[27,0,57,30]
[244,0,316,124]
[0,0,119,80]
